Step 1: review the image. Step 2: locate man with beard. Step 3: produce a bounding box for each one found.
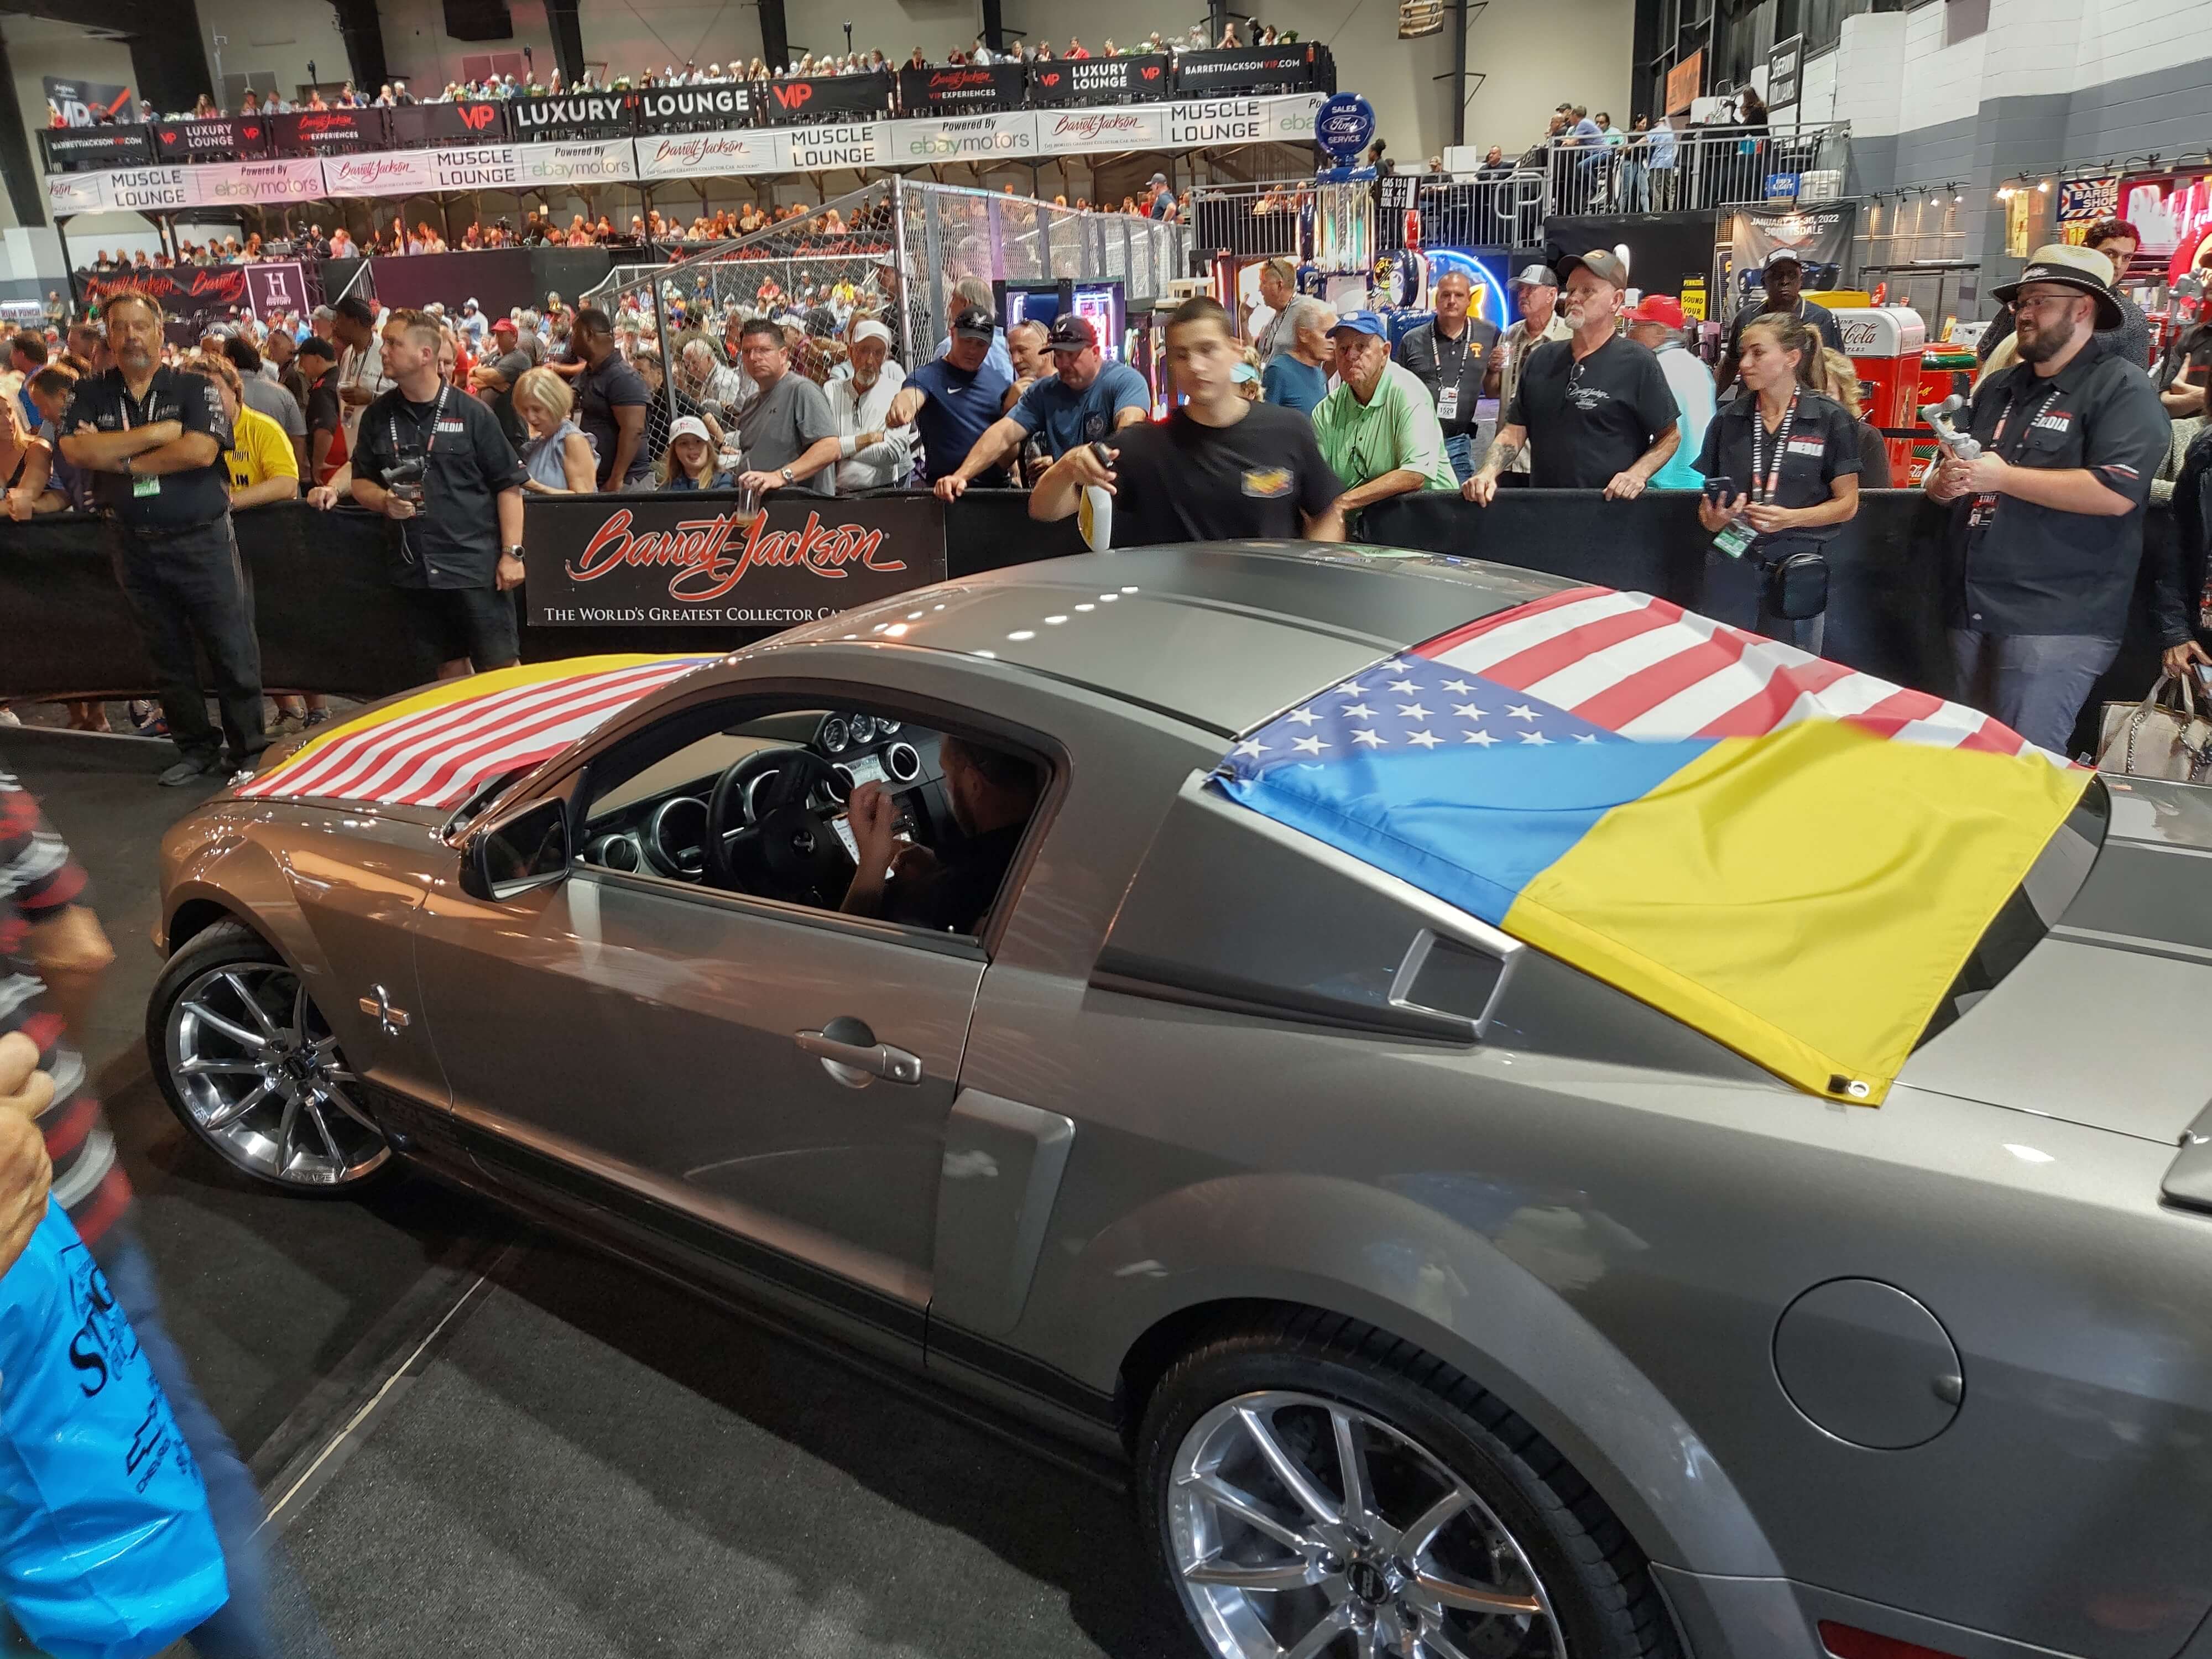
[828,320,912,492]
[1463,249,1679,504]
[60,293,266,786]
[1928,243,2167,753]
[1716,248,1842,393]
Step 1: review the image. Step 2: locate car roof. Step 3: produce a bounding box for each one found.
[771,544,1577,735]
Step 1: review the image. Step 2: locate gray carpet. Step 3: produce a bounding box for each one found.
[286,1240,1190,1658]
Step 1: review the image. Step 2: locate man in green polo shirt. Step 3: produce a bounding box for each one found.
[1310,311,1458,525]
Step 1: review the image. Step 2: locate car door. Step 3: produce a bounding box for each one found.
[408,718,988,1341]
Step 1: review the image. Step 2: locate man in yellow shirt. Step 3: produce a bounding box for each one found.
[180,354,299,508]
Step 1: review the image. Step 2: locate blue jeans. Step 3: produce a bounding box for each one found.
[1443,431,1476,484]
[1948,629,2119,755]
[92,1228,288,1659]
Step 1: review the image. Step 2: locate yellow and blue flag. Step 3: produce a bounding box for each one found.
[1214,586,2091,1103]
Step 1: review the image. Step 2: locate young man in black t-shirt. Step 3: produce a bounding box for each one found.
[1464,251,1681,499]
[1030,296,1344,546]
[349,308,529,675]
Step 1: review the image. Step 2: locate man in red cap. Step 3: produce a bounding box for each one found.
[469,314,535,451]
[1624,293,1714,490]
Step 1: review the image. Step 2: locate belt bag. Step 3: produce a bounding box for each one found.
[2095,672,2212,782]
[1760,546,1829,620]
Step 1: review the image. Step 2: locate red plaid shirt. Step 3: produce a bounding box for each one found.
[0,770,131,1245]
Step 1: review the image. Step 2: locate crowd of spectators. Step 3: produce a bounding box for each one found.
[50,17,1303,127]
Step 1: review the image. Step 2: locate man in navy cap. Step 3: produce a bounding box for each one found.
[1309,310,1458,523]
[931,312,1150,500]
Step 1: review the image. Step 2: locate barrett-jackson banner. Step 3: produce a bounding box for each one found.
[898,62,1025,112]
[507,92,634,141]
[386,99,507,147]
[1028,54,1170,104]
[153,116,271,160]
[43,77,133,128]
[757,71,891,125]
[1173,45,1322,94]
[39,124,154,173]
[527,493,947,627]
[269,107,389,155]
[75,265,251,312]
[634,81,754,133]
[1726,201,1858,306]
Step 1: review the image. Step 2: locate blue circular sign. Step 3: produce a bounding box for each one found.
[1314,93,1376,161]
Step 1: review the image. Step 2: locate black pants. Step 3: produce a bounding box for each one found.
[112,517,267,768]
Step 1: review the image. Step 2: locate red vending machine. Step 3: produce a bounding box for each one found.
[1834,306,1929,483]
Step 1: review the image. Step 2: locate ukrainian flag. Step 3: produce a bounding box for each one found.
[1214,588,2090,1103]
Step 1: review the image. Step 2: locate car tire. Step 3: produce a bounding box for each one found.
[1136,1306,1679,1659]
[148,919,394,1196]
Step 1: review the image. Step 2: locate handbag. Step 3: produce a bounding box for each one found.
[1761,547,1829,620]
[2095,673,2212,781]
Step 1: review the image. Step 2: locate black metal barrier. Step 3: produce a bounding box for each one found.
[1,490,2175,760]
[0,492,1084,704]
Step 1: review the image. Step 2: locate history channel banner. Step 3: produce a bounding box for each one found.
[527,493,947,628]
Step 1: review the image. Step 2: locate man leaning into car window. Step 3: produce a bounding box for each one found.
[842,737,1037,935]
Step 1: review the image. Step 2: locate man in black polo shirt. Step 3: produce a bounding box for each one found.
[571,306,652,491]
[1029,296,1343,546]
[349,307,529,676]
[1716,249,1843,394]
[59,291,265,787]
[1463,249,1679,504]
[1395,269,1501,482]
[1927,243,2168,753]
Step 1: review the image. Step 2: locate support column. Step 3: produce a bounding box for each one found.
[129,0,216,122]
[0,30,49,227]
[980,0,1005,55]
[759,0,791,72]
[545,0,586,87]
[1450,0,1468,149]
[326,0,390,93]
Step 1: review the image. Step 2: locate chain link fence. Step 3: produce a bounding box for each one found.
[579,179,1180,483]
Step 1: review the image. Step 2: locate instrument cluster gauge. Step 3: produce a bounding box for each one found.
[848,713,879,744]
[875,718,901,736]
[819,716,851,754]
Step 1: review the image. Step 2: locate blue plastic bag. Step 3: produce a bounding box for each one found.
[0,1204,227,1659]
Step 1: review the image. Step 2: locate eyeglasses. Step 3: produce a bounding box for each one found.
[2014,291,2084,314]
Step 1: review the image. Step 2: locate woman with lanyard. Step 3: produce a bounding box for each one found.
[1694,312,1861,648]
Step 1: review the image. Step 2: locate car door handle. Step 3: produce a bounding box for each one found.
[795,1027,924,1087]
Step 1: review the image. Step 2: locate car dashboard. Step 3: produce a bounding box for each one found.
[577,711,943,887]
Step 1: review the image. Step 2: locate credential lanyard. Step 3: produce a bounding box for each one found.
[1746,389,1799,505]
[1970,381,2062,525]
[388,384,450,462]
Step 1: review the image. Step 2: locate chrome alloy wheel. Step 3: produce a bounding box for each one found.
[1168,1391,1564,1659]
[165,963,389,1187]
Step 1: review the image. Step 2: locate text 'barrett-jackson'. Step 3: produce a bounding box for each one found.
[568,507,907,602]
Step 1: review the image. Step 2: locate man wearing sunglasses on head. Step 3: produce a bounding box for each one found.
[1463,249,1679,505]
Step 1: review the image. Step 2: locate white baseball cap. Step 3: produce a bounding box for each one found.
[669,415,711,444]
[852,319,894,348]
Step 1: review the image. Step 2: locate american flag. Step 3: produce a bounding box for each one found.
[1228,586,2045,780]
[238,657,712,810]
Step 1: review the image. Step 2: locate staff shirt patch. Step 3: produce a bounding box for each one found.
[1786,437,1825,456]
[1242,467,1293,498]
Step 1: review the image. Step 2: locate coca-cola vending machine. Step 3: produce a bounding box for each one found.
[1835,305,1928,482]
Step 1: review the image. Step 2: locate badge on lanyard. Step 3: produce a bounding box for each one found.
[1437,385,1459,422]
[132,473,160,498]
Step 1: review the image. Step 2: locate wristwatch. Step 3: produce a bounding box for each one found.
[504,544,526,562]
[780,466,794,484]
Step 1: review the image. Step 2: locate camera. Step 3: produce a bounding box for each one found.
[385,455,426,506]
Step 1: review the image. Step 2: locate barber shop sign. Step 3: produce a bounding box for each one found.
[526,494,948,627]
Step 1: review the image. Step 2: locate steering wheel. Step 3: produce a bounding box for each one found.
[703,747,856,904]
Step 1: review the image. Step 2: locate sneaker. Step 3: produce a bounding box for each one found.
[158,756,222,787]
[301,708,333,729]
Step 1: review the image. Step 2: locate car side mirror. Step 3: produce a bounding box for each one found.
[460,796,572,901]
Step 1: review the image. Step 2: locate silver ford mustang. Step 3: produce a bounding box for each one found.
[149,545,2212,1659]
